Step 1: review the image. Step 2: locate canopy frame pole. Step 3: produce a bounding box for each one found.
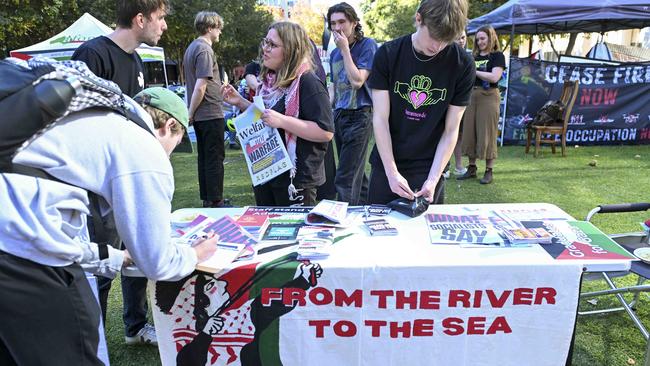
[499,22,515,147]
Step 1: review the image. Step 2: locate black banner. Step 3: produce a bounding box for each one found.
[503,58,650,145]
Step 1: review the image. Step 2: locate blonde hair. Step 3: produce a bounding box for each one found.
[142,105,184,135]
[259,21,314,89]
[416,0,468,43]
[473,25,500,57]
[194,11,224,35]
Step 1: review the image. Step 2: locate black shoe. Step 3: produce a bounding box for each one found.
[202,199,232,208]
[456,165,477,180]
[480,169,493,184]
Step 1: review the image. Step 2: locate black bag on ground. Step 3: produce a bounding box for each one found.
[529,100,565,127]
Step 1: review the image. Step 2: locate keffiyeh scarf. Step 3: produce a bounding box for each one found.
[258,63,310,201]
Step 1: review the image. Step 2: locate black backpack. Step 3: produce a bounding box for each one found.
[0,58,152,258]
[530,100,565,127]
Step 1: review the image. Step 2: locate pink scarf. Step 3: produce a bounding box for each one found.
[258,63,310,200]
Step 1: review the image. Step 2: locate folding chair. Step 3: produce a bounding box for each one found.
[578,203,650,365]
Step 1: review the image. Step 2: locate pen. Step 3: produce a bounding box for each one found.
[217,243,241,251]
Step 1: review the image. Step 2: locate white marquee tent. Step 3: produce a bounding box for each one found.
[10,13,168,84]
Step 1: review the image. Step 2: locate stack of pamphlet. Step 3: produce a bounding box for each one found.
[305,200,364,228]
[364,218,398,236]
[179,215,258,273]
[502,221,554,245]
[296,227,335,260]
[365,204,391,217]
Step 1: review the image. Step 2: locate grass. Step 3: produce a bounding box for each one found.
[104,144,650,365]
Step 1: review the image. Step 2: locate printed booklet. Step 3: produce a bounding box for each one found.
[532,220,636,261]
[364,218,398,236]
[296,227,335,260]
[425,213,504,246]
[233,96,292,186]
[179,215,258,273]
[305,200,364,228]
[236,206,310,239]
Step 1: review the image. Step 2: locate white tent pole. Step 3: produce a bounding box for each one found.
[162,49,169,87]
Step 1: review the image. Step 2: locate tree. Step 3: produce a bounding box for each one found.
[290,1,324,45]
[161,0,273,79]
[1,0,80,57]
[361,0,417,43]
[360,0,510,43]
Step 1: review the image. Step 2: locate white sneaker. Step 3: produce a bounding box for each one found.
[454,167,468,175]
[442,171,450,179]
[125,323,157,346]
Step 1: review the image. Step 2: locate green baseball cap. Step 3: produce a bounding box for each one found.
[134,87,189,131]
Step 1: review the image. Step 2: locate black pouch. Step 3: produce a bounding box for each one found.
[387,196,429,218]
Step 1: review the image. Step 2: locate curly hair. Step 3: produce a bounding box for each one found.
[327,2,364,42]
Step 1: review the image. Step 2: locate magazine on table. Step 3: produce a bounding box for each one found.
[532,220,636,261]
[425,213,504,246]
[305,200,364,228]
[260,220,303,244]
[178,215,258,272]
[236,206,310,238]
[364,218,398,236]
[502,220,554,245]
[296,227,335,260]
[233,96,292,186]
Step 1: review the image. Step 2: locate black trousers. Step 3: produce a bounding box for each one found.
[368,165,445,205]
[194,118,225,201]
[0,251,102,365]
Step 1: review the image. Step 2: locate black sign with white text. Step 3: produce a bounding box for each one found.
[504,58,650,145]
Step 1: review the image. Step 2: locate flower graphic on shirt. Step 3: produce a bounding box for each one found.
[394,75,447,110]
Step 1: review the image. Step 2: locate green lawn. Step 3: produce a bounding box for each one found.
[105,144,650,365]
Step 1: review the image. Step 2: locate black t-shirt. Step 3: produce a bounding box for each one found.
[367,35,475,171]
[474,52,506,88]
[72,36,144,97]
[244,62,261,77]
[266,72,334,189]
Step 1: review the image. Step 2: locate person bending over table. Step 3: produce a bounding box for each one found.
[222,21,334,206]
[367,0,475,204]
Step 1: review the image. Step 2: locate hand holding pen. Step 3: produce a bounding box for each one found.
[192,230,219,262]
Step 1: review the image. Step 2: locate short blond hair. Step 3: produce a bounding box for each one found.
[142,105,184,135]
[194,11,224,35]
[416,0,468,43]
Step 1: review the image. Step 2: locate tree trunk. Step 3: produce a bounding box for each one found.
[565,33,578,55]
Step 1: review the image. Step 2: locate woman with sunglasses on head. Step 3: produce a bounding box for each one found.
[222,22,334,206]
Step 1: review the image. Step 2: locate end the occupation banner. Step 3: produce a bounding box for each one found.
[504,57,650,145]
